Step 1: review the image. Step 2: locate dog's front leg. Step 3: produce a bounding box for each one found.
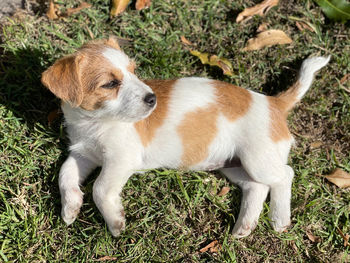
[92,163,133,237]
[59,152,97,225]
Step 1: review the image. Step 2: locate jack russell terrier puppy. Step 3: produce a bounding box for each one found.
[41,37,330,238]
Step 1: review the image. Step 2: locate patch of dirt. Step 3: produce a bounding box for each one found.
[0,0,47,21]
[0,0,23,19]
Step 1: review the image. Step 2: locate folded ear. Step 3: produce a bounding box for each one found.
[105,36,121,50]
[41,54,84,107]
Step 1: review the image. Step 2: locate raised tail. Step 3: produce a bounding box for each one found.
[276,56,331,112]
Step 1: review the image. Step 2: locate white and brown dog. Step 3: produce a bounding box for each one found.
[41,37,330,238]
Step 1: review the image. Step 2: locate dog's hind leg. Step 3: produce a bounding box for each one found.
[59,152,97,225]
[220,167,270,238]
[239,148,294,233]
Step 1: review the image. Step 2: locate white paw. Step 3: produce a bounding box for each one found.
[108,210,126,237]
[232,220,258,238]
[269,212,291,233]
[61,188,83,225]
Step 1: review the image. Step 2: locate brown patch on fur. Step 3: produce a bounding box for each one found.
[120,210,125,217]
[105,36,121,50]
[42,42,125,110]
[268,97,292,142]
[134,80,176,147]
[276,81,300,112]
[213,81,252,121]
[127,61,136,73]
[41,54,85,107]
[178,105,219,168]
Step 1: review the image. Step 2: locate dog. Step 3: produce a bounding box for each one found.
[41,37,330,238]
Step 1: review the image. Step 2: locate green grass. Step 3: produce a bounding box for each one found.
[0,0,349,262]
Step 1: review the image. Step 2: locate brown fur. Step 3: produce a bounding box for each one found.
[268,97,291,142]
[213,81,252,121]
[134,80,176,147]
[178,81,252,167]
[178,105,219,167]
[276,81,300,112]
[42,43,123,111]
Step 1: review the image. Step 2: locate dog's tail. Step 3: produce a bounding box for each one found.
[276,56,330,112]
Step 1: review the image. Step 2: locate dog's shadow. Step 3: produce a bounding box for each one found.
[0,46,66,217]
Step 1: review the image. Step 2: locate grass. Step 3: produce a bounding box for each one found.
[0,0,349,262]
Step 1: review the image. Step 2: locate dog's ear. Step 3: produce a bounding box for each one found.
[105,36,121,50]
[41,54,85,107]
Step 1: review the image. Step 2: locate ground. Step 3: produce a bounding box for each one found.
[0,0,349,262]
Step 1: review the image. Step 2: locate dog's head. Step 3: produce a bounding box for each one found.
[42,37,156,122]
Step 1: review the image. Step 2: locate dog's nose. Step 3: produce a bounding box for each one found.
[144,93,156,107]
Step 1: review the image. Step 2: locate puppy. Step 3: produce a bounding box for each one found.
[41,37,330,238]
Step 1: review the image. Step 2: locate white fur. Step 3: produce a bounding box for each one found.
[297,56,331,100]
[56,52,329,238]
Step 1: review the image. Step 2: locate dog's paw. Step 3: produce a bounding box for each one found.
[108,210,126,237]
[61,188,83,225]
[232,220,258,238]
[269,212,291,233]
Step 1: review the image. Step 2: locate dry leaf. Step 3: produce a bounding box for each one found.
[340,74,350,85]
[135,0,151,10]
[217,186,230,196]
[337,227,349,247]
[243,29,292,51]
[48,109,61,125]
[110,0,131,17]
[325,169,350,188]
[310,141,323,149]
[66,2,92,16]
[46,0,58,20]
[190,50,233,76]
[190,50,209,64]
[180,35,193,46]
[306,231,321,243]
[257,23,269,32]
[236,0,279,23]
[199,240,219,253]
[339,74,350,93]
[85,26,95,39]
[295,21,314,32]
[96,256,118,261]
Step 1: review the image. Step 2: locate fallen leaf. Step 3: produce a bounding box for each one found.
[66,2,92,16]
[243,29,292,51]
[310,141,323,149]
[199,240,220,253]
[236,0,279,23]
[96,256,118,261]
[306,231,321,243]
[295,21,314,32]
[339,74,350,93]
[325,168,350,188]
[290,240,298,252]
[180,35,193,46]
[46,0,58,20]
[135,0,151,10]
[340,74,350,85]
[257,22,269,32]
[209,55,234,76]
[110,0,131,17]
[47,109,61,125]
[217,186,230,196]
[190,50,233,76]
[85,26,95,39]
[315,0,350,23]
[337,227,349,247]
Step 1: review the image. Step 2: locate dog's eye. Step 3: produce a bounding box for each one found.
[101,79,121,89]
